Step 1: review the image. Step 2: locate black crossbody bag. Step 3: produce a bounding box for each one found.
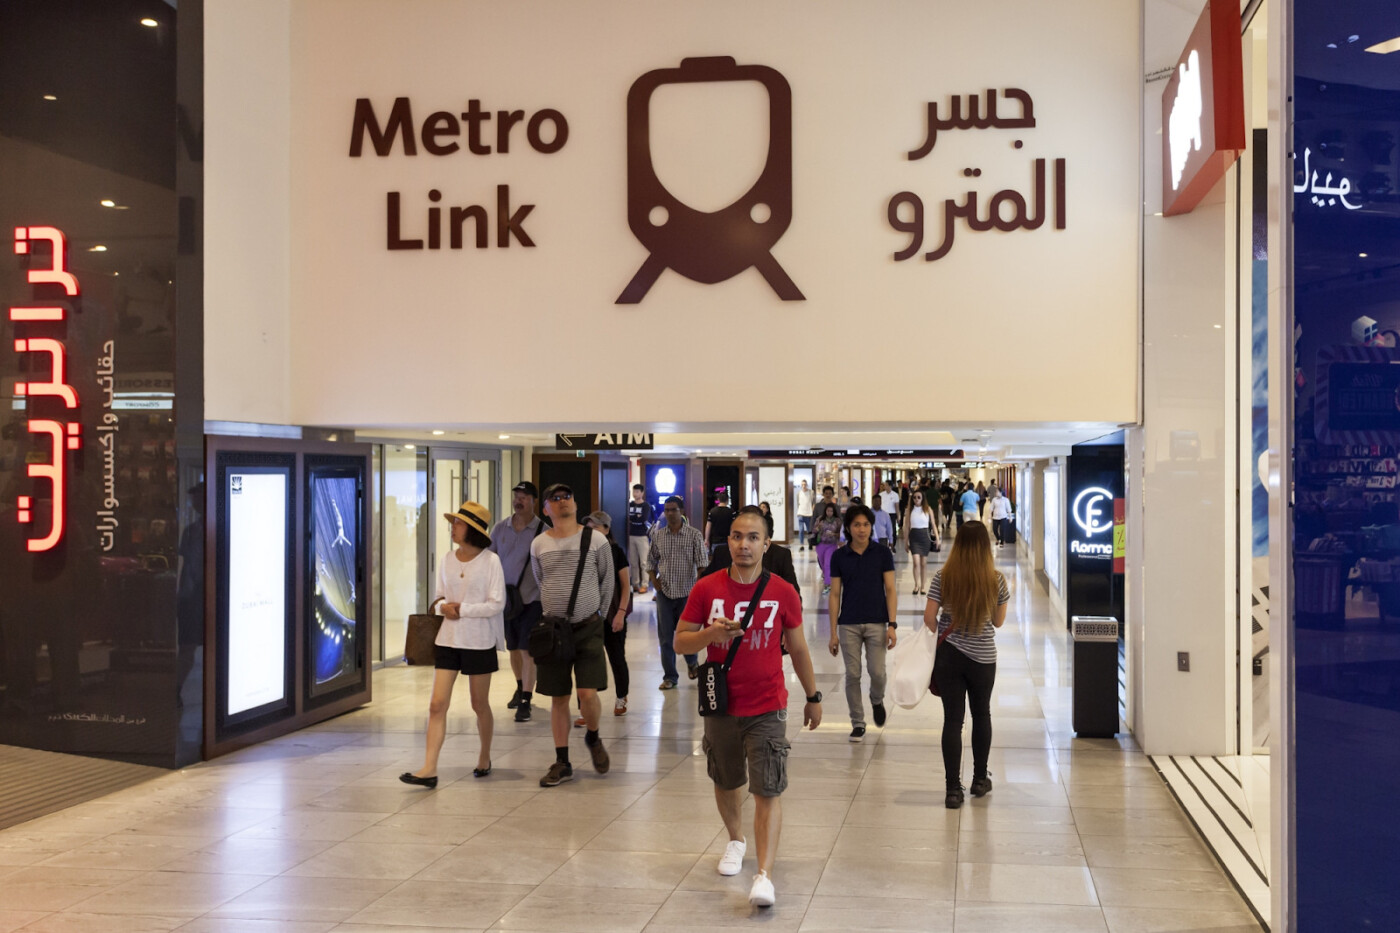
[527,527,593,664]
[697,572,770,717]
[504,519,545,621]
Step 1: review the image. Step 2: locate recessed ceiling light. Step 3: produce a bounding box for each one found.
[100,199,115,207]
[1326,43,1338,49]
[1213,324,1222,329]
[1366,35,1400,54]
[42,94,56,101]
[87,245,107,252]
[431,430,445,435]
[1348,35,1360,43]
[498,434,510,439]
[404,444,415,450]
[1360,252,1369,258]
[140,17,158,27]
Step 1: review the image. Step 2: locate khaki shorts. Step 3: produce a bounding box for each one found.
[702,710,790,797]
[534,614,608,697]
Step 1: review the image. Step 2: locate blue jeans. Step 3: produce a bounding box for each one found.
[795,515,811,543]
[655,593,698,684]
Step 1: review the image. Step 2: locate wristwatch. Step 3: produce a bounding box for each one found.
[806,691,823,704]
[887,621,897,629]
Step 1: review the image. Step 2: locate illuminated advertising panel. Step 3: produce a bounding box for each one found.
[224,466,291,719]
[307,465,363,699]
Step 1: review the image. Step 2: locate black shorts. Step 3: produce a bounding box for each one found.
[505,600,543,652]
[433,645,499,675]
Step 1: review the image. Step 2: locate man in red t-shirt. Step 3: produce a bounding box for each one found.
[675,507,822,909]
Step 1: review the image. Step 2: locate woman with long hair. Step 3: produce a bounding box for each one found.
[901,488,940,594]
[814,501,843,595]
[923,521,1009,809]
[402,501,505,787]
[758,500,775,539]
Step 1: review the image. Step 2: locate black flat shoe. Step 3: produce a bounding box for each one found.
[399,772,438,789]
[945,785,965,809]
[970,773,993,797]
[473,762,492,778]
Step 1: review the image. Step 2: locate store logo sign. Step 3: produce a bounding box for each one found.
[9,226,81,552]
[1072,486,1113,537]
[617,57,803,304]
[1167,51,1203,191]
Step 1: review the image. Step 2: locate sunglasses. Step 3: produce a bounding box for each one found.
[548,492,573,502]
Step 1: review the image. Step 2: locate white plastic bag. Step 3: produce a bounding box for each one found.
[889,624,937,709]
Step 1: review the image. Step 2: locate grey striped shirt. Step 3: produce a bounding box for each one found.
[530,528,614,622]
[928,570,1010,664]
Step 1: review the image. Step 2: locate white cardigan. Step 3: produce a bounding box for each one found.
[433,549,506,650]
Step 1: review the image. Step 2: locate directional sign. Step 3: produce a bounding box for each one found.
[555,433,655,450]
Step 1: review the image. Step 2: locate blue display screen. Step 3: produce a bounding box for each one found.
[1293,4,1400,927]
[644,463,685,526]
[309,474,359,691]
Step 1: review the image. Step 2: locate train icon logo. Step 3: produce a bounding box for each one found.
[617,56,804,304]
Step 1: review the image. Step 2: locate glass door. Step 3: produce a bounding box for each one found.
[427,448,502,600]
[381,445,427,661]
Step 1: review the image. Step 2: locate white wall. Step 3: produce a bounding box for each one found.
[205,0,293,424]
[1128,0,1236,756]
[205,0,1141,428]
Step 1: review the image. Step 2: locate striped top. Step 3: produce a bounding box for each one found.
[927,570,1010,664]
[530,528,614,622]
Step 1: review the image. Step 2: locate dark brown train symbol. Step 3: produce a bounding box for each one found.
[617,57,804,304]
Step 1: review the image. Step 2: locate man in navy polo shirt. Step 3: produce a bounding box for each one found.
[827,504,897,742]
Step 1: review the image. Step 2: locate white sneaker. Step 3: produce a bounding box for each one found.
[749,870,775,907]
[718,837,746,876]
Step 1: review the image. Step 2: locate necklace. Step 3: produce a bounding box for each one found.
[729,564,761,585]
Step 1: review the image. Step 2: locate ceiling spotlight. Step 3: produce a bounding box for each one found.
[42,94,56,101]
[1359,252,1369,258]
[140,17,158,27]
[431,430,445,435]
[100,199,115,207]
[404,444,415,450]
[87,245,107,252]
[498,434,511,440]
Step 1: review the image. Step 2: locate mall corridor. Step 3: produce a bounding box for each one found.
[0,543,1261,932]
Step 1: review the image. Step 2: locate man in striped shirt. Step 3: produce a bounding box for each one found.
[531,483,615,787]
[647,495,710,689]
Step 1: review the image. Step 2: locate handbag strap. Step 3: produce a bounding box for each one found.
[516,518,545,588]
[564,526,594,622]
[722,571,771,672]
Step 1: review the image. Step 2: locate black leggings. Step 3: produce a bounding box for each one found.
[604,622,629,699]
[935,643,996,787]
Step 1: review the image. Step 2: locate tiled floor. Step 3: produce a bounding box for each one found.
[0,531,1264,932]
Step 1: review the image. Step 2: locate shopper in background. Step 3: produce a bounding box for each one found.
[705,511,801,600]
[988,487,1014,548]
[940,478,957,533]
[813,502,843,595]
[879,481,900,549]
[674,507,821,909]
[902,488,939,594]
[585,511,631,716]
[704,490,735,559]
[827,505,897,743]
[871,494,894,547]
[838,486,852,513]
[531,483,614,787]
[959,482,980,530]
[626,483,652,593]
[792,481,814,549]
[812,485,839,544]
[401,502,504,788]
[648,495,710,689]
[491,481,544,722]
[975,480,988,519]
[757,500,776,539]
[924,521,1009,809]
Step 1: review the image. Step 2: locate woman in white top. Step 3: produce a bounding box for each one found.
[988,489,1014,548]
[402,501,506,787]
[901,489,941,595]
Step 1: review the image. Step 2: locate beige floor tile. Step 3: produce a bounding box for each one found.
[676,856,826,897]
[1080,835,1219,872]
[0,910,51,933]
[955,862,1100,906]
[37,833,205,871]
[283,840,454,880]
[66,869,266,917]
[645,888,811,931]
[1101,905,1264,932]
[1067,784,1178,810]
[167,837,335,876]
[343,812,497,846]
[830,824,959,862]
[493,884,666,932]
[0,832,107,867]
[21,912,189,932]
[954,904,1109,932]
[814,856,956,900]
[0,866,146,912]
[347,880,533,928]
[229,809,389,843]
[799,896,954,931]
[208,875,399,923]
[961,804,1079,835]
[1089,867,1248,911]
[582,818,722,853]
[177,919,339,932]
[412,844,572,885]
[467,815,612,851]
[1071,809,1195,838]
[956,830,1088,866]
[968,781,1070,808]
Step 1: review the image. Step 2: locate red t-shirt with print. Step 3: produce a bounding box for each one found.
[680,569,804,717]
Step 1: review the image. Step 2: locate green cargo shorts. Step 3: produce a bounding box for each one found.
[701,710,790,797]
[533,613,608,697]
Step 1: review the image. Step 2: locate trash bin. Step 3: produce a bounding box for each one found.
[1071,615,1119,738]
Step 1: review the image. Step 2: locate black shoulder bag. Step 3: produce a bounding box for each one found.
[697,571,771,717]
[527,527,593,664]
[504,519,545,621]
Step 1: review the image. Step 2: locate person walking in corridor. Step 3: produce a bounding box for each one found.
[902,488,939,594]
[491,481,544,722]
[813,502,843,595]
[924,521,1008,809]
[648,495,710,689]
[793,480,814,550]
[587,511,632,716]
[827,505,897,742]
[401,502,504,788]
[988,487,1014,548]
[626,483,653,593]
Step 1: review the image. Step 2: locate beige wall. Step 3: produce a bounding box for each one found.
[205,0,1141,428]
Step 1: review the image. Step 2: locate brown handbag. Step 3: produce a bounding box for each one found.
[404,613,443,665]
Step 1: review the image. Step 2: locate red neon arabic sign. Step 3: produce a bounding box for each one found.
[11,225,81,552]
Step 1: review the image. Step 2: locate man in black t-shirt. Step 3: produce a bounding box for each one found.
[626,483,652,593]
[703,491,735,559]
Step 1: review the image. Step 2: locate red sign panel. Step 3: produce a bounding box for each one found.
[1161,0,1246,216]
[10,226,81,551]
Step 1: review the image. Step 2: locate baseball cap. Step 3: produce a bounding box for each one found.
[586,510,612,528]
[541,483,574,502]
[512,480,539,498]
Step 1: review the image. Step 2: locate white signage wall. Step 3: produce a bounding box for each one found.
[206,0,1141,428]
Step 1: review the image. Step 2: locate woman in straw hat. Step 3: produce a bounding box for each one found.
[401,501,505,787]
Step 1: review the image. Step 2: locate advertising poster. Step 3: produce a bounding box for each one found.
[309,473,360,693]
[226,470,289,717]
